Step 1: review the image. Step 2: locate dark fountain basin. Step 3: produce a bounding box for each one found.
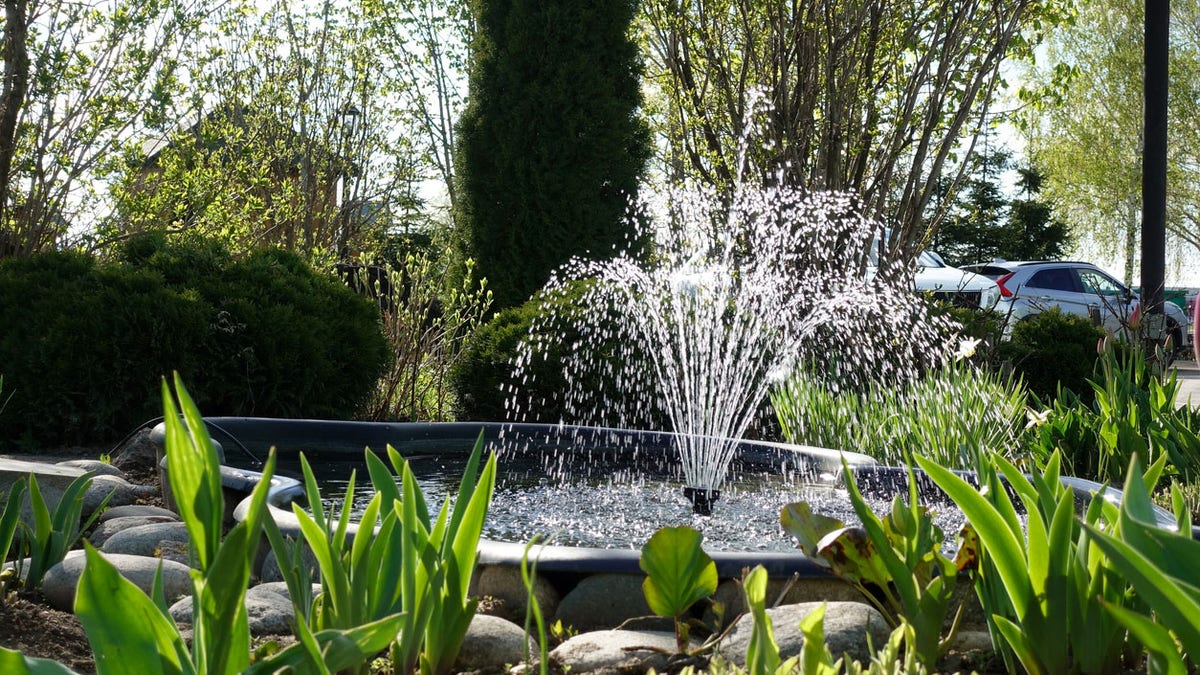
[153,417,888,579]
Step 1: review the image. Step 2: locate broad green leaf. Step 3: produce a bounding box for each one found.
[0,646,81,674]
[639,526,717,618]
[445,431,486,540]
[813,526,890,589]
[1102,601,1187,675]
[365,448,401,519]
[448,450,496,599]
[162,376,222,571]
[743,566,780,675]
[1085,524,1200,657]
[245,613,405,674]
[993,615,1045,675]
[796,603,839,675]
[195,522,255,675]
[780,502,843,556]
[0,478,27,570]
[840,460,920,614]
[74,545,191,675]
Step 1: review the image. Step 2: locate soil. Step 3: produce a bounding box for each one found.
[0,591,95,673]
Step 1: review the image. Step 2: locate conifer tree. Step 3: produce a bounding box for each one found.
[455,0,651,309]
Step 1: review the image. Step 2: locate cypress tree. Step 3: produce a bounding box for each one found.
[455,0,651,310]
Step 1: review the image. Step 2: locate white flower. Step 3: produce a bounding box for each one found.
[955,337,981,360]
[1025,408,1050,430]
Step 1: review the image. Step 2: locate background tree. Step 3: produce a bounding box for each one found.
[369,0,473,231]
[454,0,652,310]
[1024,0,1200,284]
[934,154,1068,266]
[105,0,423,262]
[0,0,204,257]
[1007,166,1070,261]
[639,0,1073,270]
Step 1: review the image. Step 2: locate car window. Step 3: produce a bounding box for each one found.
[1026,268,1078,292]
[1077,269,1126,296]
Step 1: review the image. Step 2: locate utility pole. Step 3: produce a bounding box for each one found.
[1142,0,1168,321]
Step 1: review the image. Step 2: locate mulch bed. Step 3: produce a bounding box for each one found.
[0,591,95,673]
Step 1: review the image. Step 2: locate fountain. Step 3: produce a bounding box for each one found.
[508,181,959,515]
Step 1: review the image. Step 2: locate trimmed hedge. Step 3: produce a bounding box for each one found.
[0,236,389,449]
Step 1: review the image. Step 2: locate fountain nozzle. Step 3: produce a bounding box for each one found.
[683,487,720,516]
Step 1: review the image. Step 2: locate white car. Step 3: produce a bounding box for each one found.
[867,243,1000,310]
[961,260,1194,355]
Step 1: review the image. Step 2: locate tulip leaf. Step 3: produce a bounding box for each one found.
[640,525,717,619]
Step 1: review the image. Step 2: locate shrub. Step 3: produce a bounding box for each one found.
[451,279,660,427]
[0,250,210,447]
[0,236,389,449]
[451,280,595,423]
[998,308,1104,405]
[363,254,492,422]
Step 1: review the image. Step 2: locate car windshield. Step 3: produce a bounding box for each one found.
[917,251,943,268]
[868,244,946,269]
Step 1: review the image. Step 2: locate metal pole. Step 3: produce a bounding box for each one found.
[1142,0,1168,319]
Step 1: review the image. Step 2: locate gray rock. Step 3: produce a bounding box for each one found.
[102,521,191,557]
[89,515,180,547]
[554,574,669,633]
[259,544,319,584]
[83,474,156,516]
[251,580,321,603]
[550,630,684,674]
[169,581,321,636]
[455,614,532,671]
[717,601,890,667]
[472,564,561,624]
[98,504,178,523]
[170,581,320,636]
[57,460,126,479]
[41,550,192,611]
[707,577,863,629]
[0,458,82,523]
[155,540,192,566]
[111,429,161,472]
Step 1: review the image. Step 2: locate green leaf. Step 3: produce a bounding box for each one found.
[914,455,1032,613]
[639,526,717,619]
[780,502,843,557]
[1101,601,1187,675]
[993,615,1045,675]
[0,477,28,572]
[74,545,192,675]
[245,613,405,674]
[743,566,781,675]
[162,375,223,571]
[1085,523,1200,657]
[0,646,82,674]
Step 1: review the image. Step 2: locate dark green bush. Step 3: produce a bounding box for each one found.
[452,285,581,423]
[452,279,660,427]
[999,308,1104,406]
[0,237,389,450]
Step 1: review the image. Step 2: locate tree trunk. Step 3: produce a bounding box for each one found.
[0,0,29,246]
